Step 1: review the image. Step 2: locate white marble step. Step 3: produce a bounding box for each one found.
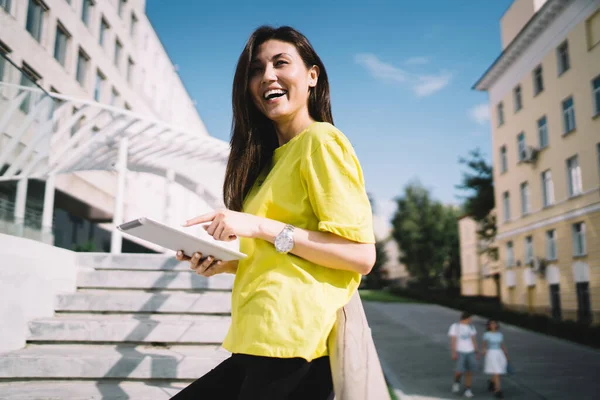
[0,381,189,400]
[28,315,230,344]
[0,344,229,379]
[77,253,187,271]
[77,269,234,290]
[55,291,231,314]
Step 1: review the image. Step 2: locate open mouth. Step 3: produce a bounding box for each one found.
[263,89,288,101]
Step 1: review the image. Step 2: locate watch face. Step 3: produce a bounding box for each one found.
[275,233,294,253]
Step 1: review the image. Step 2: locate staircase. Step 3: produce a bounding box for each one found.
[0,254,234,399]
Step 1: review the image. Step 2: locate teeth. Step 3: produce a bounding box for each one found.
[264,89,287,99]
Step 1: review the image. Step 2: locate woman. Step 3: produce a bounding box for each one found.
[172,25,375,400]
[482,319,510,399]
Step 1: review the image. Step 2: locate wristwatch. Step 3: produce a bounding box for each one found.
[274,224,295,254]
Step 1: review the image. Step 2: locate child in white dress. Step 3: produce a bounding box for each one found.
[482,319,510,398]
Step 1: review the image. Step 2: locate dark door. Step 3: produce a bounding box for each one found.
[549,284,561,321]
[576,282,591,324]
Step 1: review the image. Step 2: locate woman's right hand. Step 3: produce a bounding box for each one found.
[176,251,238,277]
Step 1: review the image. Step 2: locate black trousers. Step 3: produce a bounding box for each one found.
[170,354,334,400]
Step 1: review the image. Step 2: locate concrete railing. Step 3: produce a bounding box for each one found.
[0,233,77,352]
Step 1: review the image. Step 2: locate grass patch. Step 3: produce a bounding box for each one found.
[359,289,420,303]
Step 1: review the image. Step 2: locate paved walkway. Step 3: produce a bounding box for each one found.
[363,302,600,400]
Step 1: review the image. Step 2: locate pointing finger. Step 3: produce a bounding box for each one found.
[182,212,216,227]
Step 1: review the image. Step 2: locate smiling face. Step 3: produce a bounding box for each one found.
[248,40,319,124]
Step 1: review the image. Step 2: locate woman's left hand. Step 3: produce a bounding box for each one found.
[183,209,261,241]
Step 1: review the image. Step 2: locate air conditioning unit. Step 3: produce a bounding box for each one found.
[523,146,539,163]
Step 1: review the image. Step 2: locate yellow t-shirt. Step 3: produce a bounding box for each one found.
[222,122,375,361]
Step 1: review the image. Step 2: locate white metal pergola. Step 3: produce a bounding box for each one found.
[0,83,230,253]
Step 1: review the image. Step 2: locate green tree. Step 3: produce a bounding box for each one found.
[391,182,459,287]
[456,148,497,259]
[367,240,389,289]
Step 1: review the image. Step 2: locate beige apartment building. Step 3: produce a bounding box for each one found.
[473,0,600,323]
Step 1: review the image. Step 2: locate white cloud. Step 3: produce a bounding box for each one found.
[414,72,452,97]
[354,53,408,84]
[468,103,491,125]
[405,56,429,65]
[355,53,451,97]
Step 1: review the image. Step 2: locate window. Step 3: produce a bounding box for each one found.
[53,22,70,67]
[503,191,511,223]
[549,284,561,321]
[19,63,41,113]
[566,155,583,197]
[99,17,109,47]
[541,170,555,207]
[26,0,46,43]
[513,85,522,112]
[557,41,570,75]
[130,12,138,38]
[562,96,576,133]
[76,48,89,87]
[497,102,504,126]
[0,41,10,83]
[592,75,600,116]
[576,282,591,324]
[94,70,105,101]
[127,57,134,83]
[520,182,530,215]
[110,87,120,106]
[533,65,544,95]
[81,0,93,27]
[114,38,122,69]
[537,116,548,148]
[586,10,600,50]
[546,229,557,261]
[524,236,534,265]
[118,0,126,17]
[1,0,11,13]
[517,132,526,162]
[506,241,514,267]
[124,102,131,110]
[572,222,586,256]
[500,145,507,173]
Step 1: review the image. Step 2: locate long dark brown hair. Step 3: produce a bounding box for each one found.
[224,26,333,211]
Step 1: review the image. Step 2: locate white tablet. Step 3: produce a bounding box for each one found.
[117,217,247,261]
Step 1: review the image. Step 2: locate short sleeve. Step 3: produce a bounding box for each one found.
[483,332,489,342]
[448,324,457,337]
[471,325,477,336]
[301,138,375,243]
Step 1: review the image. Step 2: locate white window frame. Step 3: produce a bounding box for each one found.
[592,75,600,117]
[75,48,89,87]
[127,57,134,84]
[541,170,554,207]
[524,236,534,265]
[94,69,105,101]
[537,116,548,149]
[99,17,109,47]
[130,12,138,38]
[497,102,504,126]
[53,21,70,67]
[557,41,570,75]
[1,0,12,13]
[26,0,46,44]
[562,96,576,134]
[513,85,522,112]
[533,65,544,95]
[566,155,583,197]
[546,229,557,261]
[81,0,93,28]
[110,87,120,106]
[500,145,507,173]
[506,242,514,267]
[114,38,122,69]
[503,191,511,223]
[572,222,586,257]
[517,132,526,162]
[118,0,126,17]
[520,182,530,215]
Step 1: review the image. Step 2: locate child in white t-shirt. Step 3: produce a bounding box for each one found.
[448,312,479,398]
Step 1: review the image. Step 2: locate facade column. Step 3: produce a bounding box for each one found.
[14,178,28,237]
[110,137,129,254]
[41,174,56,244]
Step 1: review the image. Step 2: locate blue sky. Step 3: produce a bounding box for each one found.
[146,0,513,222]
